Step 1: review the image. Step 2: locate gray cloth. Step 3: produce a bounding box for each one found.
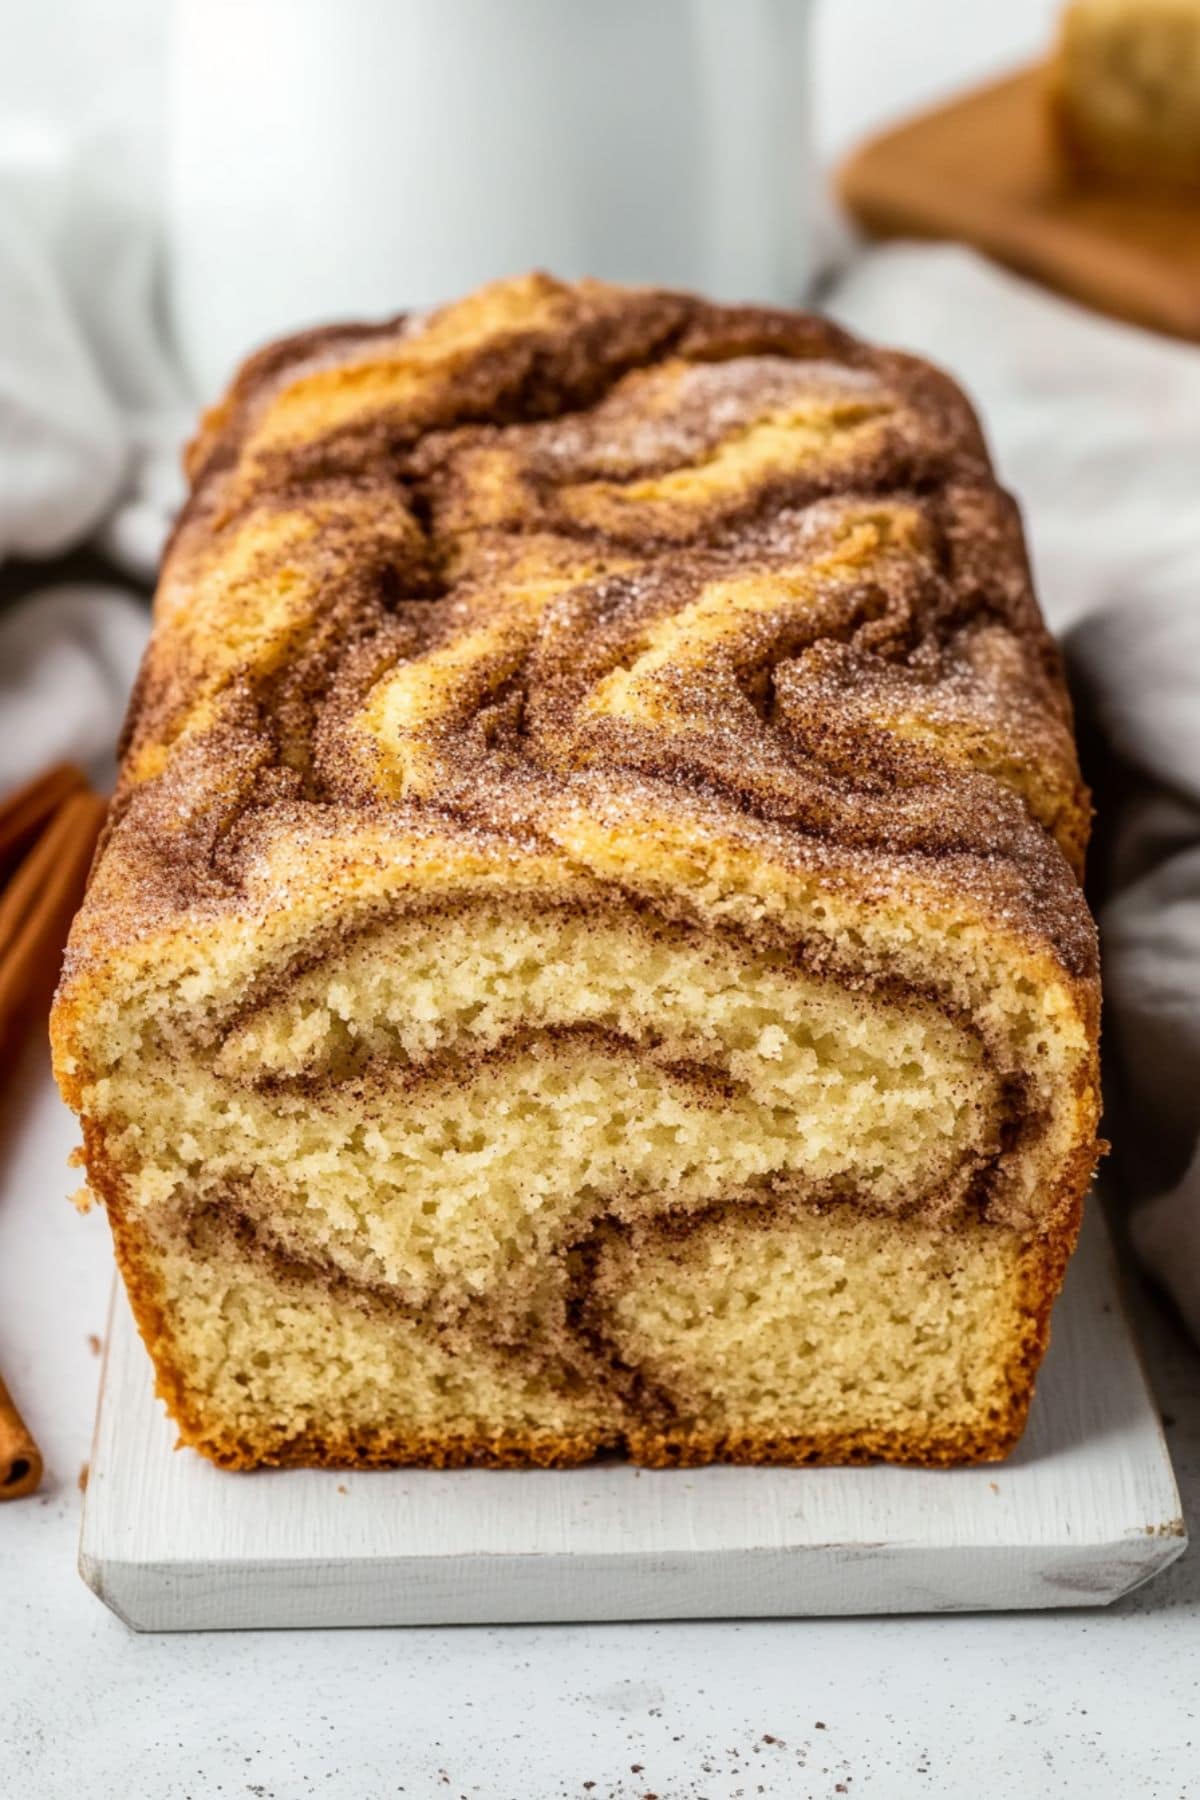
[830,245,1200,1337]
[0,133,180,791]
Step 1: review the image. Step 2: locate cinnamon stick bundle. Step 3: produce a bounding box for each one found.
[0,767,107,1501]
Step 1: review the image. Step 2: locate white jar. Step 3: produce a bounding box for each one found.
[165,0,816,398]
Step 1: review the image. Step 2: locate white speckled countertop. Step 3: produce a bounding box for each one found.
[3,4,1198,1793]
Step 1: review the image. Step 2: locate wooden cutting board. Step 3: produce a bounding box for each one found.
[79,1206,1185,1631]
[838,65,1200,341]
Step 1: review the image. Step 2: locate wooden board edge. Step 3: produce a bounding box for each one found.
[78,1529,1188,1633]
[835,64,1200,342]
[835,63,1046,203]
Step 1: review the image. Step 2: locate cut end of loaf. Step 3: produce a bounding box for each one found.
[64,847,1094,1471]
[110,1196,1069,1472]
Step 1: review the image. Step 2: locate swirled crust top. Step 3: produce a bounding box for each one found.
[51,276,1101,1469]
[72,272,1091,954]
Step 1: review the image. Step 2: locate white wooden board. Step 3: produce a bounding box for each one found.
[79,1206,1186,1631]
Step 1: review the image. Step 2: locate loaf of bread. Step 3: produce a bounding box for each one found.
[1051,0,1200,191]
[51,276,1100,1470]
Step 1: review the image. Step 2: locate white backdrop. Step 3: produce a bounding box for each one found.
[0,0,1062,179]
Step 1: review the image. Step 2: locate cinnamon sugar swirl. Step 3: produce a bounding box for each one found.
[51,276,1100,1469]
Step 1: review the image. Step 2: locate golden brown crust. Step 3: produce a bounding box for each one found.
[58,273,1091,980]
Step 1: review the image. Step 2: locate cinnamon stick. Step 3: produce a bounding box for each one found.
[0,764,85,888]
[0,1371,43,1501]
[0,787,107,1068]
[0,777,107,1502]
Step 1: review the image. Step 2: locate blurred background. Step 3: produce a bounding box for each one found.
[2,0,1066,179]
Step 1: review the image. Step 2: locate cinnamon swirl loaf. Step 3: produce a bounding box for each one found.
[51,275,1100,1470]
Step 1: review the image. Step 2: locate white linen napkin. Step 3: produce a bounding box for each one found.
[0,130,187,790]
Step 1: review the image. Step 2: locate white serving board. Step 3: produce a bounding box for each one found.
[80,1207,1186,1631]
